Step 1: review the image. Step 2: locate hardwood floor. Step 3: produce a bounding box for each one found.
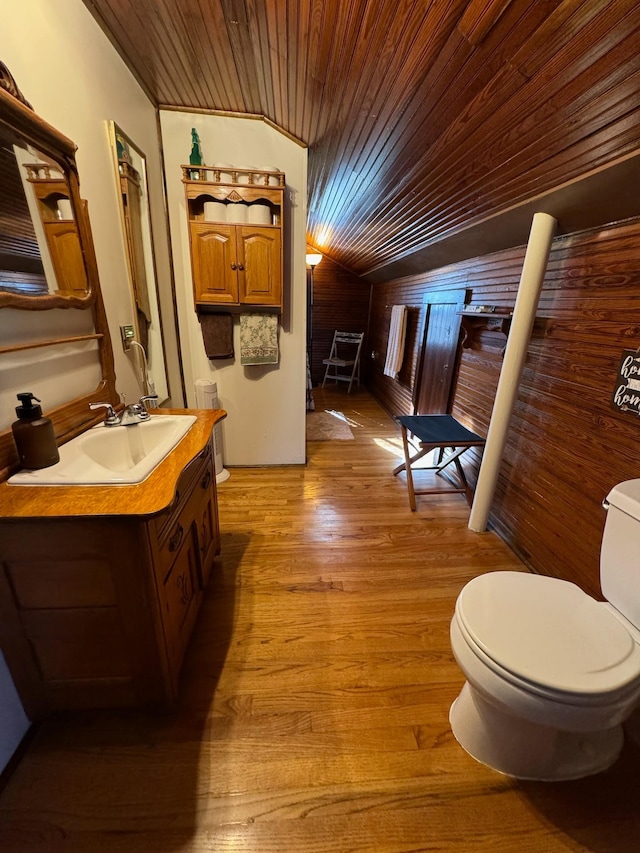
[2,387,640,852]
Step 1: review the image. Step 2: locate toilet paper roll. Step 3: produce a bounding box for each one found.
[247,203,272,225]
[204,201,227,222]
[226,202,248,224]
[57,198,73,220]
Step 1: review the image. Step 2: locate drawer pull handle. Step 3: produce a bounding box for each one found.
[201,469,212,490]
[169,523,184,552]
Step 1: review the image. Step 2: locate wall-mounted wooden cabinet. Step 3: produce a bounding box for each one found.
[183,166,284,312]
[25,165,87,295]
[190,222,281,307]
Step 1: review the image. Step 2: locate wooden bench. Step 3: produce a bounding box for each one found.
[393,415,485,511]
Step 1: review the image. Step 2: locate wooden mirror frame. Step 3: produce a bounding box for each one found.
[0,65,97,310]
[0,64,117,480]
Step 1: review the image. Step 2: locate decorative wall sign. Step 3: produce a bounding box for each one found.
[612,349,640,416]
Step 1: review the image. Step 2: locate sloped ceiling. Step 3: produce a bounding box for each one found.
[83,0,640,280]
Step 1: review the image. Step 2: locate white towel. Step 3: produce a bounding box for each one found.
[383,305,408,379]
[240,313,279,365]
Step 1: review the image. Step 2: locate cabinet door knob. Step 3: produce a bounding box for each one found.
[237,263,245,271]
[169,523,184,552]
[230,262,237,270]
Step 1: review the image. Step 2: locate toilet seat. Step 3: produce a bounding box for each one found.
[456,572,640,703]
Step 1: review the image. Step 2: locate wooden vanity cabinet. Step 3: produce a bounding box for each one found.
[0,437,219,718]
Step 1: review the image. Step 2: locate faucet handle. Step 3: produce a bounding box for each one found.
[89,401,120,426]
[138,394,159,407]
[137,394,159,419]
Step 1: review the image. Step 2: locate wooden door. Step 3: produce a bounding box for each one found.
[237,226,281,306]
[190,222,238,304]
[413,290,467,414]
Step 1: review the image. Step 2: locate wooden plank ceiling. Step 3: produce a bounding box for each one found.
[83,0,640,279]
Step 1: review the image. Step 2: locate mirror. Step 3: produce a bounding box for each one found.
[0,62,117,480]
[0,67,94,309]
[1,143,89,298]
[107,121,169,403]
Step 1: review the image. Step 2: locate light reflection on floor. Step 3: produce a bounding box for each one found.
[373,435,440,469]
[372,436,404,456]
[324,408,363,429]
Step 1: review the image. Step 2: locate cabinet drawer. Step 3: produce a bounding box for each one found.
[156,512,190,584]
[152,439,213,543]
[154,444,215,583]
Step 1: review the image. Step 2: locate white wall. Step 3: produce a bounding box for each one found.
[160,110,307,465]
[0,0,182,775]
[0,0,183,418]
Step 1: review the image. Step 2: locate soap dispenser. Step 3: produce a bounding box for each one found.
[11,392,60,470]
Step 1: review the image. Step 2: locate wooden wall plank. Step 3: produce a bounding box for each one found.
[83,2,640,278]
[369,217,640,599]
[307,254,371,386]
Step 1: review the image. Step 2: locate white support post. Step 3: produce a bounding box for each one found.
[468,212,557,533]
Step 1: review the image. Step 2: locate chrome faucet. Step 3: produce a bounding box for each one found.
[89,394,159,427]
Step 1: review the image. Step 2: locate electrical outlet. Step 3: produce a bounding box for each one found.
[120,324,135,352]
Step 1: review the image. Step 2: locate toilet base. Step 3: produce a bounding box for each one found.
[450,682,624,781]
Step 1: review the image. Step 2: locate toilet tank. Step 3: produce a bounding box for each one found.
[601,479,640,630]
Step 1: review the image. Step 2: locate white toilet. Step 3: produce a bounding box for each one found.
[449,478,640,781]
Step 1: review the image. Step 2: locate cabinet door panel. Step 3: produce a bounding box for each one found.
[159,523,201,677]
[198,477,218,589]
[238,227,281,306]
[190,223,238,303]
[45,222,86,293]
[21,607,130,680]
[198,493,216,589]
[181,458,218,590]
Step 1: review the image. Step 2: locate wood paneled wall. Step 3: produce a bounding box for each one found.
[308,255,371,386]
[368,218,640,599]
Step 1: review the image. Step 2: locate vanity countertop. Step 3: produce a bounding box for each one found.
[0,408,226,520]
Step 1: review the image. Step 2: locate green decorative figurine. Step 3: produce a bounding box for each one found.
[189,127,203,178]
[116,134,131,173]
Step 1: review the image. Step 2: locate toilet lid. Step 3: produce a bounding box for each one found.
[456,572,640,695]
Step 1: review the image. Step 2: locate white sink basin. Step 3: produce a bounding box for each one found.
[8,414,197,486]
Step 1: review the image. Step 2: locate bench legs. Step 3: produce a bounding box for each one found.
[394,425,475,511]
